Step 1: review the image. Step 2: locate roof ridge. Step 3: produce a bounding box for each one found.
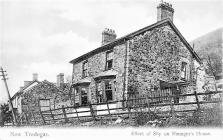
[69,19,171,64]
[69,18,201,64]
[11,80,40,99]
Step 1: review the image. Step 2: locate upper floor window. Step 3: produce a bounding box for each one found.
[105,51,113,70]
[82,61,88,78]
[181,62,187,80]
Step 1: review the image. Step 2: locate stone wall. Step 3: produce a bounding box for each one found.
[72,24,199,103]
[72,44,127,103]
[20,81,70,113]
[127,24,195,96]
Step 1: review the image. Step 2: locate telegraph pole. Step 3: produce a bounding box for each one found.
[0,67,17,125]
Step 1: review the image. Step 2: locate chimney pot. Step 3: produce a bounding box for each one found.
[33,73,38,81]
[157,1,174,22]
[101,28,117,45]
[57,73,64,89]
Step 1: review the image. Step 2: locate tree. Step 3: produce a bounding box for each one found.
[206,53,222,80]
[0,103,13,125]
[65,75,72,86]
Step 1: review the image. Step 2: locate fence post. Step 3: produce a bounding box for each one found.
[169,94,175,118]
[27,105,36,124]
[49,108,55,123]
[139,97,143,113]
[106,102,112,121]
[126,99,132,120]
[38,99,46,125]
[146,95,151,113]
[38,106,46,125]
[89,103,96,121]
[74,107,80,121]
[62,105,68,123]
[134,95,139,118]
[194,91,200,110]
[30,110,36,124]
[24,112,29,125]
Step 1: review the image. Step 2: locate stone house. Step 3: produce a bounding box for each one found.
[11,74,40,114]
[11,73,70,114]
[69,2,202,106]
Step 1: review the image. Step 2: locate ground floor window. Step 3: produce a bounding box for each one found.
[96,82,103,103]
[105,81,113,101]
[80,87,88,105]
[96,80,114,103]
[72,86,89,106]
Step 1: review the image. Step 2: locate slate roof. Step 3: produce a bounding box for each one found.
[11,80,69,100]
[69,18,202,65]
[11,80,40,100]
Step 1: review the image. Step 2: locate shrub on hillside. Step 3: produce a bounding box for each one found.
[134,111,159,126]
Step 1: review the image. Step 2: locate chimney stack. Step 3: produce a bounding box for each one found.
[33,73,38,81]
[57,73,64,88]
[102,28,117,45]
[157,1,174,21]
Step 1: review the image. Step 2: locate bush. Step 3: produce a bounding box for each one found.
[134,111,159,126]
[185,103,222,127]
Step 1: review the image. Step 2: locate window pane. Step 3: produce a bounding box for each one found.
[106,90,113,101]
[81,88,88,105]
[107,51,113,60]
[81,96,88,105]
[105,82,112,90]
[83,61,88,69]
[97,95,103,103]
[83,61,88,77]
[106,51,113,70]
[40,99,50,111]
[105,81,113,101]
[40,100,50,106]
[181,62,187,79]
[107,60,113,70]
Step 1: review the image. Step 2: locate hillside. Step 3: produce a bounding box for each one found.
[191,28,222,58]
[190,28,223,77]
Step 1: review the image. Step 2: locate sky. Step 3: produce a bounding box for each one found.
[0,0,222,104]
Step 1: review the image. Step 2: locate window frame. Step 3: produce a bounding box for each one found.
[105,81,113,102]
[181,62,187,80]
[80,87,88,105]
[82,60,88,78]
[105,50,113,70]
[96,81,103,103]
[39,99,50,111]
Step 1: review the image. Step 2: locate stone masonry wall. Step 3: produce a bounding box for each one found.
[21,81,70,113]
[127,24,195,96]
[72,43,126,103]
